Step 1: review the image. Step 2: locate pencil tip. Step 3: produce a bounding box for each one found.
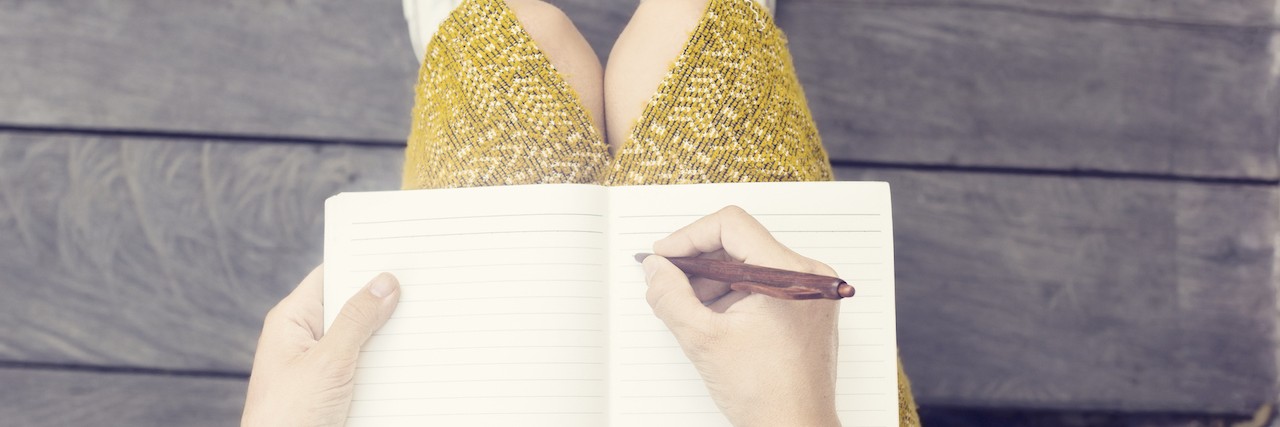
[634,253,653,263]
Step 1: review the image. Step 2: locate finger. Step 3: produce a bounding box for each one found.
[259,265,326,344]
[287,264,326,338]
[696,249,732,262]
[642,256,714,331]
[653,205,789,266]
[688,250,733,303]
[315,273,401,359]
[705,290,751,313]
[689,276,731,304]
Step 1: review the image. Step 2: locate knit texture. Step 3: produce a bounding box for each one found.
[601,0,833,185]
[401,0,919,424]
[402,0,610,188]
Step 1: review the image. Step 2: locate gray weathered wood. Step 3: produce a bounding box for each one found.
[0,0,419,141]
[0,368,245,427]
[5,0,1277,178]
[786,1,1280,179]
[834,167,1277,414]
[817,0,1279,27]
[558,0,1280,177]
[0,135,403,372]
[2,135,1274,413]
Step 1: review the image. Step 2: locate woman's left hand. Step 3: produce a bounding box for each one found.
[241,265,401,427]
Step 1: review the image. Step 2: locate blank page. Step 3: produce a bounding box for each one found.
[606,182,898,427]
[325,184,609,426]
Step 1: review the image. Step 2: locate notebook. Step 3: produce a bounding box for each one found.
[323,182,897,426]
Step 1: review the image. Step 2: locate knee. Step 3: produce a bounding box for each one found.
[632,0,709,26]
[504,0,579,43]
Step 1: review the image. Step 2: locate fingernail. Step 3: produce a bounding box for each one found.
[369,273,396,298]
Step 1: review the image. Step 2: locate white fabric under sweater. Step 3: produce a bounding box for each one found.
[404,0,465,63]
[404,0,776,64]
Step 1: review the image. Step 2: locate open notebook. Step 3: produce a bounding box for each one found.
[323,182,897,426]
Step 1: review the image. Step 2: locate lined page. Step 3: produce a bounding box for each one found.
[606,182,898,427]
[325,184,609,426]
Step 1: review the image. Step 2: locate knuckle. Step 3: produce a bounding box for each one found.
[338,298,377,330]
[262,304,287,328]
[807,259,838,276]
[781,247,837,276]
[781,253,834,276]
[718,205,749,219]
[720,205,768,236]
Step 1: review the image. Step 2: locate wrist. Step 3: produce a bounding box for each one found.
[725,388,839,427]
[734,406,840,427]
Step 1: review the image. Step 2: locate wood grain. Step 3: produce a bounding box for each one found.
[1,135,1273,413]
[811,0,1279,27]
[0,135,403,372]
[834,167,1277,414]
[554,0,1280,178]
[785,2,1280,179]
[0,0,419,141]
[0,367,245,427]
[6,0,1277,179]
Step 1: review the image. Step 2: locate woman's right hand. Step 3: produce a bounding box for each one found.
[641,206,842,427]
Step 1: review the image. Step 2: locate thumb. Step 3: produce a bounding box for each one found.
[317,272,401,359]
[642,256,713,331]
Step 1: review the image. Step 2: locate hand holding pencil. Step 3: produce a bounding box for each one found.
[633,253,854,300]
[640,206,842,427]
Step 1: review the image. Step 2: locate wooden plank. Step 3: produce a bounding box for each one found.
[7,0,1275,179]
[818,0,1279,26]
[786,1,1280,179]
[552,0,1280,179]
[917,407,1260,426]
[0,367,245,427]
[1,136,1274,413]
[833,167,1277,414]
[0,0,419,141]
[0,135,403,372]
[550,0,1277,57]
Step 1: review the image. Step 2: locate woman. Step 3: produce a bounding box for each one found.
[242,0,919,425]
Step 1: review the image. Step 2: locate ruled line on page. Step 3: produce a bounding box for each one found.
[353,245,604,257]
[351,378,606,384]
[350,411,605,416]
[393,312,604,319]
[353,229,605,241]
[615,213,882,218]
[377,328,604,336]
[351,395,603,402]
[392,295,605,303]
[359,344,604,351]
[352,261,602,273]
[353,212,604,225]
[398,278,601,287]
[616,230,882,235]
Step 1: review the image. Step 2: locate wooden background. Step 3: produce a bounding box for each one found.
[1,0,1276,425]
